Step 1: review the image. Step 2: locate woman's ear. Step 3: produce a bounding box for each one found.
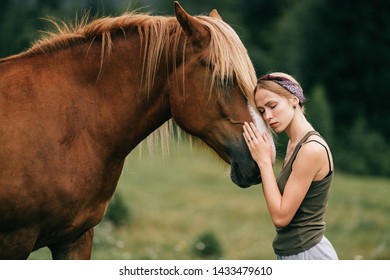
[289,96,299,108]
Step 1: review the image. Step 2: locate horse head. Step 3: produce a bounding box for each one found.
[169,2,275,188]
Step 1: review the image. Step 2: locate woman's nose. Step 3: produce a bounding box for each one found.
[264,110,272,121]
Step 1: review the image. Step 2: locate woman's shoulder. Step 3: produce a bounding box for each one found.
[299,134,331,159]
[297,139,326,164]
[303,133,330,150]
[298,133,333,178]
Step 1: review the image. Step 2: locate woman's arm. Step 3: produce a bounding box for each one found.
[243,122,324,228]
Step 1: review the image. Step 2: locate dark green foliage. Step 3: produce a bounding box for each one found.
[104,193,131,227]
[334,117,390,177]
[299,0,390,139]
[305,85,334,146]
[192,231,223,259]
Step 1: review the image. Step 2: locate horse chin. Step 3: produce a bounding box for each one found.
[230,161,261,188]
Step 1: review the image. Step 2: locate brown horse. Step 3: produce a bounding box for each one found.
[0,2,275,259]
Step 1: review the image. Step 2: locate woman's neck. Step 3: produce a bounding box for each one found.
[285,110,314,145]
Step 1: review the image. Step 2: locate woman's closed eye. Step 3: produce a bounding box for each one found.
[268,103,277,109]
[258,104,276,114]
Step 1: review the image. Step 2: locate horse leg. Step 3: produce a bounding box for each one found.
[49,228,94,260]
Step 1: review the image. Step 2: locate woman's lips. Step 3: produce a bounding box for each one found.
[270,122,278,129]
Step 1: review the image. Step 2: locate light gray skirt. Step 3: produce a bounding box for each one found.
[276,236,338,260]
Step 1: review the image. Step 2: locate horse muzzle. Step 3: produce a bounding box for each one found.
[230,159,261,188]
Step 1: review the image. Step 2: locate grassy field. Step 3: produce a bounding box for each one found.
[29,141,389,260]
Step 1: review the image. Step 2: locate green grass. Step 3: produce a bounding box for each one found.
[29,141,390,260]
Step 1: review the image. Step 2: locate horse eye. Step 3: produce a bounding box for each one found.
[218,76,234,89]
[199,58,208,67]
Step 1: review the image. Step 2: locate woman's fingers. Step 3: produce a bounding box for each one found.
[243,124,251,142]
[249,122,261,139]
[243,122,256,142]
[243,123,273,166]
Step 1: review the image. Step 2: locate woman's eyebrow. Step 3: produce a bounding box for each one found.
[265,101,276,106]
[257,100,276,110]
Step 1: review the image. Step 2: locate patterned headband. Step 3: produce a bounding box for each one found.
[258,74,306,105]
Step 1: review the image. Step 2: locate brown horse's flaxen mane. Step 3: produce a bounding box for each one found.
[1,12,256,102]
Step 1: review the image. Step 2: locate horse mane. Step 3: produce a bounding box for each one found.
[2,10,256,98]
[1,11,257,156]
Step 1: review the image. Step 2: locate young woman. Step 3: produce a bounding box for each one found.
[243,72,338,260]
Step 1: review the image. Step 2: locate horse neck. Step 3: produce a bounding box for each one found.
[62,34,173,160]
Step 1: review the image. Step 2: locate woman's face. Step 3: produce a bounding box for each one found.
[254,87,295,133]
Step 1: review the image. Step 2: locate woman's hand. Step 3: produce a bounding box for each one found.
[243,122,273,168]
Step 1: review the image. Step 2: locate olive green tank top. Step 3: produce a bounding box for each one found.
[273,131,333,256]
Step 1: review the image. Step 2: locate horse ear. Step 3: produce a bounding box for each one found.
[174,1,210,49]
[209,9,222,20]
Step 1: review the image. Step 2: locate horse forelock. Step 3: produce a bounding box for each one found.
[196,16,257,103]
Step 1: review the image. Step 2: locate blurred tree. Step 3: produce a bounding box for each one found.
[314,1,387,135]
[305,85,334,146]
[335,117,390,176]
[281,0,390,140]
[104,193,132,227]
[0,1,38,57]
[0,0,10,15]
[192,231,223,259]
[239,0,298,72]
